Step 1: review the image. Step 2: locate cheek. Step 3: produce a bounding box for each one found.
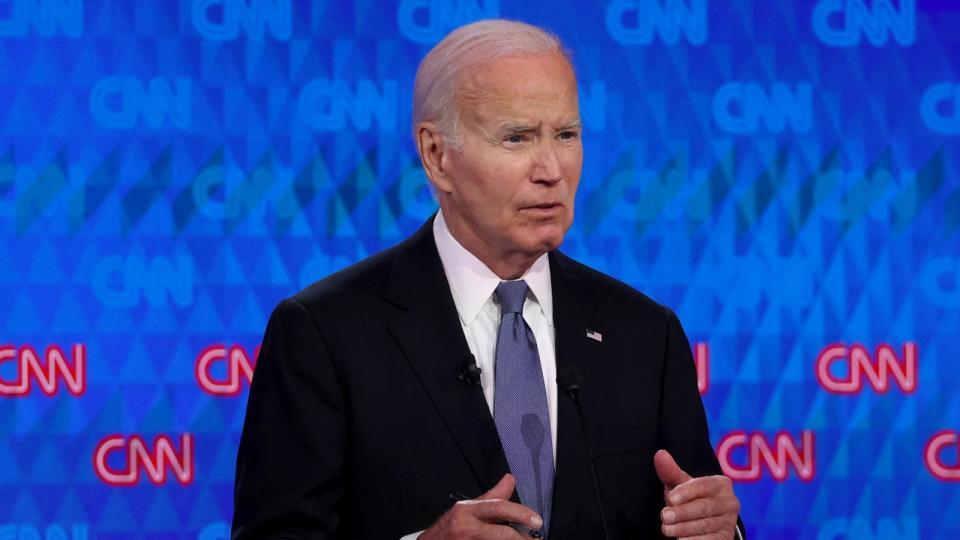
[562,146,583,170]
[481,162,530,204]
[561,153,583,191]
[453,157,499,200]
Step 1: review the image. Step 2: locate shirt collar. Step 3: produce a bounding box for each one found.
[433,211,553,326]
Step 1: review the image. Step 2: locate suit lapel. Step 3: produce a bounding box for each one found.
[385,218,510,494]
[384,221,604,514]
[549,250,603,534]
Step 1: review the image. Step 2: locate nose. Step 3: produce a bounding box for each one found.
[532,139,562,184]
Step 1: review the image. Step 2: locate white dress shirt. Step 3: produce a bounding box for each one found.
[432,211,559,460]
[398,212,558,540]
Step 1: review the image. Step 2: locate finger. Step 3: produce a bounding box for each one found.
[661,496,737,524]
[667,475,730,506]
[479,473,516,501]
[468,499,543,531]
[429,504,528,540]
[654,449,692,490]
[475,523,528,540]
[661,514,735,538]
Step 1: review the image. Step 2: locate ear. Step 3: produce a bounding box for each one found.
[415,122,453,194]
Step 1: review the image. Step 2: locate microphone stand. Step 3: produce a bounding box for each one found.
[558,367,612,540]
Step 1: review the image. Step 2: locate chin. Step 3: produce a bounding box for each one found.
[524,226,567,253]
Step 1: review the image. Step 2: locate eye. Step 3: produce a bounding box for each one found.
[505,134,527,144]
[558,130,579,141]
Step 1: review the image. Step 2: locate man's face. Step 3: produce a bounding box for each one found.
[436,51,583,264]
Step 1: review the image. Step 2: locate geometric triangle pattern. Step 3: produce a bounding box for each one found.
[1,1,958,538]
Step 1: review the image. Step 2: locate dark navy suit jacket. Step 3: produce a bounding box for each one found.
[232,217,728,539]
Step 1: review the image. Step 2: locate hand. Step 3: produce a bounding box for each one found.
[655,449,740,539]
[419,473,543,540]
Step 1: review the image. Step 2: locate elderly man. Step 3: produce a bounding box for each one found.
[233,19,743,540]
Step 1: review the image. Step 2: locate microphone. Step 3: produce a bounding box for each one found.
[558,366,612,540]
[459,354,482,385]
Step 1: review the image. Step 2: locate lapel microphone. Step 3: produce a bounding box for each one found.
[557,366,613,540]
[459,354,482,385]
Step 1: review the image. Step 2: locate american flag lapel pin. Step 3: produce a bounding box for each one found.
[586,329,602,342]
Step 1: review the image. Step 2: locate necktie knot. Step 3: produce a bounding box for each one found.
[496,280,529,315]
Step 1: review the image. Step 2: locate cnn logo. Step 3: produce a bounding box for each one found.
[195,344,258,396]
[925,431,960,481]
[816,342,917,394]
[0,344,86,396]
[717,430,815,482]
[93,434,194,486]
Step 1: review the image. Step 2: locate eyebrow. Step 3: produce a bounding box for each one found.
[497,120,582,133]
[554,121,582,131]
[498,122,539,133]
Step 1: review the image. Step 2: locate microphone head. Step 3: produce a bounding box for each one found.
[557,365,582,407]
[459,355,482,384]
[557,365,581,393]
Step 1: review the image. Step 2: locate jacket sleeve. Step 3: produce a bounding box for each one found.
[657,305,746,537]
[656,305,723,478]
[232,298,346,539]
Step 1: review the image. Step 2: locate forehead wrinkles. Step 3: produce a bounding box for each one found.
[456,60,578,127]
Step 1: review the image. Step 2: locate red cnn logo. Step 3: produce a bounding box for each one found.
[694,342,709,395]
[925,430,960,481]
[816,342,917,394]
[717,430,815,481]
[195,344,258,396]
[93,434,194,486]
[0,344,86,397]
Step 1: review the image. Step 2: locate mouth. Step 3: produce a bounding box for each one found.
[520,202,564,217]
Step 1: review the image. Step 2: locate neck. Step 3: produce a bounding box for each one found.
[440,209,540,280]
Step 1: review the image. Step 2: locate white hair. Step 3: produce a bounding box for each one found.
[411,19,571,145]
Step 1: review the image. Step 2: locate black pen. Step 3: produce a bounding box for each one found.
[447,492,543,538]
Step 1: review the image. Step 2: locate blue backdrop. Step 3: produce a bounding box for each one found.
[1,0,958,538]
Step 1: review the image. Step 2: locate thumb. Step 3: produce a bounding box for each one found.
[654,449,692,490]
[478,473,516,501]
